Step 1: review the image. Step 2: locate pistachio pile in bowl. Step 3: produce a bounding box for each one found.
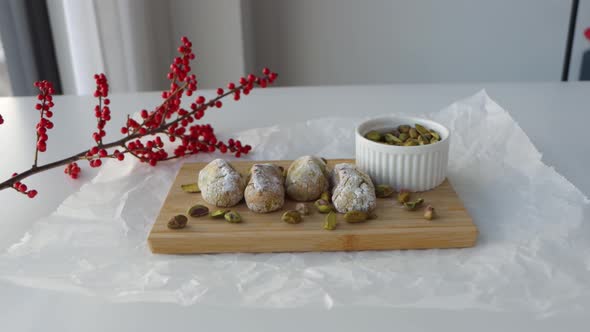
[365,124,441,146]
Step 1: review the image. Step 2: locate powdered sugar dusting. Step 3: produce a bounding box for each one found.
[331,163,376,212]
[198,159,244,207]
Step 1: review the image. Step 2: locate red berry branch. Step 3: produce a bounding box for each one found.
[0,36,277,198]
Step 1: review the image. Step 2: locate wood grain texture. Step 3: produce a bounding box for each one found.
[148,159,478,254]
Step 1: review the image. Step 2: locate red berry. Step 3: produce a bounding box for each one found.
[227,82,236,90]
[27,190,37,198]
[19,183,28,192]
[45,110,53,118]
[139,128,147,135]
[149,159,157,166]
[121,127,128,134]
[140,110,148,119]
[104,98,110,105]
[215,101,222,108]
[247,74,256,82]
[234,93,240,101]
[35,104,42,110]
[269,72,278,80]
[196,96,205,104]
[117,153,125,161]
[94,159,102,167]
[98,149,107,157]
[262,67,270,75]
[216,88,224,95]
[239,77,247,85]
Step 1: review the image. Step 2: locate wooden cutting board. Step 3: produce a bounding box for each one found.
[148,159,477,254]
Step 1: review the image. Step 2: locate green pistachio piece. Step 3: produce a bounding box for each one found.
[398,125,411,133]
[397,190,410,203]
[343,210,369,223]
[415,124,429,136]
[384,133,403,145]
[181,183,200,193]
[210,209,228,218]
[403,198,425,211]
[404,139,418,146]
[314,199,333,213]
[282,210,303,224]
[409,128,419,139]
[323,211,338,230]
[224,210,242,223]
[375,184,394,198]
[365,130,382,142]
[390,129,401,137]
[430,130,440,140]
[398,133,409,142]
[417,135,426,145]
[167,214,188,229]
[187,204,209,217]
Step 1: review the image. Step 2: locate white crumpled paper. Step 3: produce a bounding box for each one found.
[1,91,589,315]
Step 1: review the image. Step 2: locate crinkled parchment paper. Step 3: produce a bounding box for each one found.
[1,91,589,315]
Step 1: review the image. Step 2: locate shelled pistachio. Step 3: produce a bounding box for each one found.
[363,124,441,146]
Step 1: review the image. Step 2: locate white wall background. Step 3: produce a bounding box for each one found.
[48,0,573,95]
[249,0,571,86]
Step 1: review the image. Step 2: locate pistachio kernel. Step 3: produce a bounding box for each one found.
[398,125,411,133]
[344,210,369,223]
[187,204,209,217]
[415,124,429,136]
[315,199,333,213]
[181,183,200,193]
[323,211,338,230]
[397,190,410,203]
[409,128,419,139]
[365,130,382,142]
[424,205,436,220]
[403,198,425,211]
[398,133,409,142]
[404,139,418,146]
[295,203,310,216]
[375,184,394,198]
[224,210,242,223]
[210,209,228,218]
[384,133,403,145]
[430,130,440,140]
[282,210,303,224]
[167,214,188,229]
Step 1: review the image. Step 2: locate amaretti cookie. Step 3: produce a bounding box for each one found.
[245,163,285,213]
[197,159,245,207]
[330,163,377,213]
[285,156,330,201]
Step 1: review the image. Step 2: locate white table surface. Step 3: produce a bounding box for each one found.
[0,82,589,331]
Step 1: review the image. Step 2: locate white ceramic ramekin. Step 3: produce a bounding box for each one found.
[355,116,450,192]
